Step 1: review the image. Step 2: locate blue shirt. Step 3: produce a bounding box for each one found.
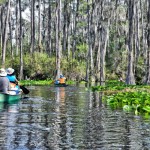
[6,75,17,83]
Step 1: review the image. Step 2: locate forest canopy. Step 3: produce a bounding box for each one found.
[0,0,149,85]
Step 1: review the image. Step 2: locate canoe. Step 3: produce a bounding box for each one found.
[54,84,68,87]
[0,93,21,103]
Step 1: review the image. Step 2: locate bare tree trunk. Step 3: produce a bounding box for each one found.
[55,0,62,79]
[15,0,19,56]
[2,0,10,67]
[146,0,150,84]
[62,0,67,52]
[47,0,52,55]
[38,0,42,52]
[19,0,23,80]
[125,0,136,85]
[67,1,71,60]
[141,0,147,83]
[9,13,13,59]
[87,0,95,82]
[135,1,140,61]
[100,21,109,85]
[134,0,140,82]
[67,23,71,60]
[92,1,100,81]
[0,5,3,52]
[72,0,79,59]
[30,0,35,54]
[42,0,46,48]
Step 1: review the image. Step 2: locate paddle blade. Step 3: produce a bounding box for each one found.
[20,85,30,94]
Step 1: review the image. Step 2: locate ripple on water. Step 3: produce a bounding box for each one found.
[0,86,149,149]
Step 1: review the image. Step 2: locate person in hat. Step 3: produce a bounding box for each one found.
[58,74,66,85]
[6,68,20,93]
[6,68,18,84]
[54,74,66,85]
[0,68,10,93]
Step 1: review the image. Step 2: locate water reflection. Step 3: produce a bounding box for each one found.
[0,86,149,149]
[0,101,20,149]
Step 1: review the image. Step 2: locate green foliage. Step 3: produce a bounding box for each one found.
[0,0,5,5]
[5,51,86,80]
[92,80,150,116]
[77,21,87,29]
[24,52,56,79]
[103,91,150,115]
[91,80,150,92]
[75,43,87,60]
[20,79,74,86]
[65,59,86,80]
[91,80,126,91]
[20,80,52,85]
[5,52,55,79]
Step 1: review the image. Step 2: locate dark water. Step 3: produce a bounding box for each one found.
[0,85,149,150]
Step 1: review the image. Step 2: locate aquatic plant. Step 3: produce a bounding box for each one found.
[103,91,150,115]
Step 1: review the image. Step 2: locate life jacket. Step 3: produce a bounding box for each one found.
[9,82,20,94]
[58,77,66,84]
[10,82,16,88]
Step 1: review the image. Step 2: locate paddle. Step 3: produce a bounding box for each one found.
[20,85,30,94]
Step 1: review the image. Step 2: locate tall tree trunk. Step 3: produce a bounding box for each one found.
[2,0,10,67]
[38,0,42,52]
[87,0,95,82]
[67,0,71,60]
[19,0,23,80]
[47,0,52,55]
[62,0,67,52]
[125,0,136,85]
[134,0,140,81]
[67,22,71,60]
[0,5,3,52]
[100,21,109,85]
[72,0,79,59]
[9,13,13,59]
[141,0,147,83]
[42,0,46,49]
[146,0,150,84]
[30,0,35,54]
[15,0,19,56]
[55,0,62,79]
[92,0,100,81]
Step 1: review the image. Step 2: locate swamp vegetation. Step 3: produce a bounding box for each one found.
[91,80,150,117]
[20,79,150,117]
[0,0,150,117]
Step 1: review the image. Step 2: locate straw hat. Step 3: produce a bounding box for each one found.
[6,68,15,75]
[0,68,7,76]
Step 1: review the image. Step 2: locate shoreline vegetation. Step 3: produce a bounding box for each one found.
[20,80,76,86]
[20,80,150,117]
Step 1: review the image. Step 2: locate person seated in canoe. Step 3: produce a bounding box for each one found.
[55,74,66,85]
[6,68,21,94]
[0,68,11,94]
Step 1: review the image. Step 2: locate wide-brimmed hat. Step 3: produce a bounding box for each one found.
[0,68,7,76]
[6,68,15,75]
